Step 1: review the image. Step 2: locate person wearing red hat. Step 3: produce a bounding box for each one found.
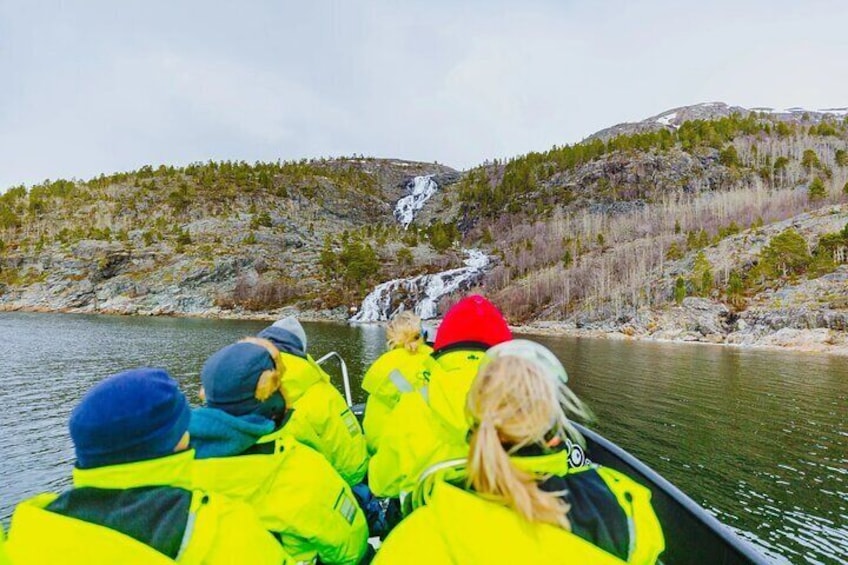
[368,295,512,502]
[432,294,513,352]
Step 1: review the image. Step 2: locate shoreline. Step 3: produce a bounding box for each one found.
[3,303,847,356]
[511,322,848,356]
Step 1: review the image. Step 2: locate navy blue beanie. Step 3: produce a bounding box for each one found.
[201,342,285,418]
[70,368,191,469]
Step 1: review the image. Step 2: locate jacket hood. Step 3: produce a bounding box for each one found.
[189,407,276,459]
[279,354,328,404]
[259,322,307,358]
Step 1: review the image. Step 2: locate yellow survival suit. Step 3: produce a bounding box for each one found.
[361,342,433,454]
[6,451,288,565]
[374,450,665,564]
[7,367,287,565]
[259,319,369,485]
[368,295,513,498]
[194,340,369,564]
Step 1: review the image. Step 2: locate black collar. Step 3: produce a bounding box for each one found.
[432,341,489,359]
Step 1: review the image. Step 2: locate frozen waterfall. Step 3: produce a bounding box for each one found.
[394,175,439,229]
[351,250,490,322]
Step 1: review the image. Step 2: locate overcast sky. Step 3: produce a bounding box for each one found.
[1,0,846,189]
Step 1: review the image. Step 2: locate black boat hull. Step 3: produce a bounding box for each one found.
[574,423,770,565]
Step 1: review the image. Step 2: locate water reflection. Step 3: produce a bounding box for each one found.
[0,313,845,564]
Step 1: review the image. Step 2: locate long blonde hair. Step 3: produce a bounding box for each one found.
[386,311,423,353]
[466,354,591,530]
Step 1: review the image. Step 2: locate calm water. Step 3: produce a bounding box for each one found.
[0,313,845,564]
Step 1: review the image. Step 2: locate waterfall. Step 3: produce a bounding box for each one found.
[394,175,439,229]
[351,250,490,322]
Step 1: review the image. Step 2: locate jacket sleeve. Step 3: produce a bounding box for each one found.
[187,490,290,565]
[368,394,444,498]
[296,382,368,485]
[272,444,369,565]
[596,467,665,565]
[362,393,395,455]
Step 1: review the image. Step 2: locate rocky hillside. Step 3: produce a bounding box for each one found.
[425,104,848,349]
[0,158,458,317]
[2,103,847,351]
[587,102,848,142]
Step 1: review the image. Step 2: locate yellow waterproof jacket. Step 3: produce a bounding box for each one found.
[279,351,368,485]
[193,429,368,565]
[376,459,665,565]
[424,350,486,443]
[367,349,486,498]
[5,451,287,565]
[361,344,432,453]
[374,480,628,564]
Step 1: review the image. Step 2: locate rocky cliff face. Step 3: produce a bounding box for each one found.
[516,207,848,352]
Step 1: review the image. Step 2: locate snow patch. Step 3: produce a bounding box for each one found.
[394,175,439,229]
[351,250,490,322]
[817,107,848,116]
[656,112,677,126]
[752,106,848,116]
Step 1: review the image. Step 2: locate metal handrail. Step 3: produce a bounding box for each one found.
[315,351,353,406]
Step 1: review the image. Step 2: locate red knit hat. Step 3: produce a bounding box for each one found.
[434,295,512,352]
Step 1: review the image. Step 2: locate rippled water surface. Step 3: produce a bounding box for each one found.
[0,313,845,563]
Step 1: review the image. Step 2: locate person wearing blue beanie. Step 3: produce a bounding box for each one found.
[190,338,370,565]
[70,368,191,469]
[256,319,369,486]
[5,368,288,564]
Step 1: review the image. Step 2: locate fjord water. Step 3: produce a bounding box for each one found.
[0,313,845,563]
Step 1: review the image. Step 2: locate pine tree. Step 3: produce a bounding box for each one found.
[691,251,713,296]
[808,177,827,201]
[719,145,740,167]
[759,229,811,278]
[674,276,686,304]
[727,272,745,306]
[801,149,821,172]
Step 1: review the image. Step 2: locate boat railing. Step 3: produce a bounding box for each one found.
[315,351,353,406]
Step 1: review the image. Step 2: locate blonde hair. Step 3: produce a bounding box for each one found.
[466,355,592,530]
[386,311,423,353]
[238,337,286,401]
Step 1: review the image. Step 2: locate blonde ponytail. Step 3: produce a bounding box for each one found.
[466,356,571,530]
[386,311,423,353]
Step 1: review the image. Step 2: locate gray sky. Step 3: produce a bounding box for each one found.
[1,0,846,190]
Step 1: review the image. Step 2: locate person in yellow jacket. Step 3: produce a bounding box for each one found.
[5,368,288,565]
[258,317,368,485]
[368,295,512,498]
[361,311,433,454]
[191,338,369,565]
[374,342,665,564]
